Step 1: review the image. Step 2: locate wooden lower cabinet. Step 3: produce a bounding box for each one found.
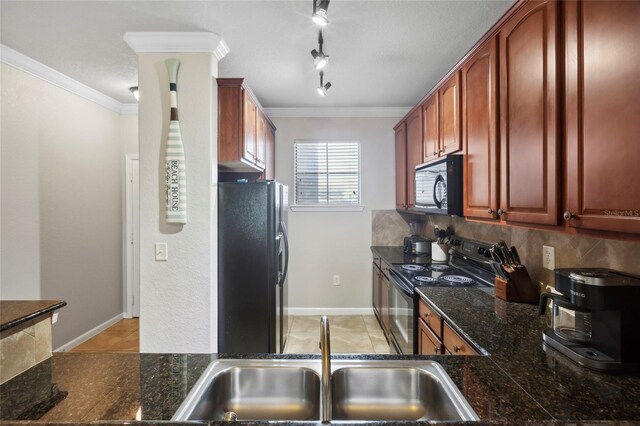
[418,299,477,356]
[372,264,381,320]
[443,322,478,356]
[564,0,640,233]
[418,318,442,355]
[380,267,391,332]
[372,259,391,336]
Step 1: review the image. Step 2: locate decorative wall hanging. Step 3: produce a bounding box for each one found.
[165,58,187,224]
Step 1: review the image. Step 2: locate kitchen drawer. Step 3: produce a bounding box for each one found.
[380,260,392,279]
[443,321,478,356]
[418,318,442,355]
[418,299,442,337]
[373,255,381,270]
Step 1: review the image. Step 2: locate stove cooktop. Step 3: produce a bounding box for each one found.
[393,262,487,288]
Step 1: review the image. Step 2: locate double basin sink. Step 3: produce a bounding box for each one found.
[172,359,479,422]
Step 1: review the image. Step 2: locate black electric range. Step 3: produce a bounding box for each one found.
[385,236,496,355]
[392,236,496,290]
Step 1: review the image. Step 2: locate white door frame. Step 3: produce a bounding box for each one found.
[123,154,140,318]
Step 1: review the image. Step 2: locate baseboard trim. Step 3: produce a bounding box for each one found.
[288,307,375,316]
[54,313,124,352]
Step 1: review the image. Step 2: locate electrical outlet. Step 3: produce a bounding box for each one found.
[542,245,555,270]
[155,243,168,261]
[332,275,341,286]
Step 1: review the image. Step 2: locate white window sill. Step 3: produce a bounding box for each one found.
[290,205,365,212]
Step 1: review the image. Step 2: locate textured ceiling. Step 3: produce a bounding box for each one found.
[0,1,514,107]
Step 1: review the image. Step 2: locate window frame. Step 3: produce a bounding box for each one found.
[291,139,364,212]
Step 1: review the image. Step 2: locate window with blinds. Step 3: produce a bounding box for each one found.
[294,141,361,206]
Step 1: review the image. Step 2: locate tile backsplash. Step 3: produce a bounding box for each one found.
[372,210,640,290]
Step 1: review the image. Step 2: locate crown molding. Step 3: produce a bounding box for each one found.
[1,44,125,114]
[263,107,411,118]
[120,104,138,115]
[123,32,229,61]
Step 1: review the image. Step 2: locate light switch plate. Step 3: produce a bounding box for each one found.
[542,245,555,270]
[155,243,168,261]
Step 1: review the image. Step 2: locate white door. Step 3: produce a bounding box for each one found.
[125,156,140,317]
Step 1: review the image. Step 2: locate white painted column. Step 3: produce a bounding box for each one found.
[124,32,229,353]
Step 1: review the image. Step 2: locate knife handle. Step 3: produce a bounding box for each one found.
[511,246,521,264]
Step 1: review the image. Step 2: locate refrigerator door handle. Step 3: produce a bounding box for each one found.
[279,220,289,286]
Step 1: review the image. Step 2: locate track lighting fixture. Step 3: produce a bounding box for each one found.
[312,0,330,26]
[310,30,329,70]
[129,86,139,101]
[316,71,332,96]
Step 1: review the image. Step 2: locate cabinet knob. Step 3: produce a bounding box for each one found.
[487,208,494,215]
[424,312,430,318]
[433,151,437,156]
[563,211,575,221]
[439,150,444,154]
[453,345,462,353]
[497,209,505,216]
[434,346,440,353]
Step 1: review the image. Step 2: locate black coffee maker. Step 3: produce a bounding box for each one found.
[539,268,640,372]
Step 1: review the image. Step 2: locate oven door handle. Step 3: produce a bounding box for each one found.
[389,270,414,297]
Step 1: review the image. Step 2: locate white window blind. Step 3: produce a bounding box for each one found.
[294,141,361,206]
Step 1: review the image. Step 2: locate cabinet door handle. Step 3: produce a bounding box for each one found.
[563,211,575,221]
[497,209,506,216]
[433,151,437,156]
[487,208,494,215]
[453,345,462,353]
[434,346,440,354]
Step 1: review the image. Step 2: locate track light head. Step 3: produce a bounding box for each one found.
[129,86,139,101]
[312,0,330,26]
[311,49,319,59]
[316,71,331,96]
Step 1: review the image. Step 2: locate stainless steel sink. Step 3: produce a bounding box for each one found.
[172,359,478,422]
[171,360,321,421]
[332,364,477,421]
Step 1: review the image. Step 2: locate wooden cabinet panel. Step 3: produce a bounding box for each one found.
[499,0,559,225]
[243,90,258,164]
[255,110,266,169]
[405,108,423,208]
[439,72,462,155]
[443,322,478,356]
[422,94,439,163]
[463,37,499,220]
[264,125,275,180]
[381,272,390,331]
[418,318,442,355]
[394,122,408,209]
[418,299,442,336]
[372,264,381,320]
[564,0,640,233]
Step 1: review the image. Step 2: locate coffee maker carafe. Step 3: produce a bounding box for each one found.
[539,268,640,372]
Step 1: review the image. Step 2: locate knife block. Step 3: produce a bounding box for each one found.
[494,266,539,303]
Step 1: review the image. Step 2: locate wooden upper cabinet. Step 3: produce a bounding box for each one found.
[394,121,408,209]
[218,78,275,175]
[243,90,258,164]
[564,0,640,233]
[405,108,423,208]
[264,124,275,180]
[439,71,462,155]
[462,37,499,220]
[498,0,560,226]
[422,94,439,163]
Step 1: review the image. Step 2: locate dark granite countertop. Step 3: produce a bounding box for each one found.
[0,300,67,333]
[372,246,640,423]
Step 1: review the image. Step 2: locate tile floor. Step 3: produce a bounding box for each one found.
[284,315,391,354]
[67,315,390,354]
[69,318,139,352]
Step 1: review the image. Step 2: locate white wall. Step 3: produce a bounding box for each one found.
[0,63,134,347]
[273,117,396,312]
[137,52,217,353]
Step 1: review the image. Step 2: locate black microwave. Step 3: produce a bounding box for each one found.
[413,155,463,216]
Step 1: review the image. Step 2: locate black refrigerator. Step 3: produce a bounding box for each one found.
[218,181,289,353]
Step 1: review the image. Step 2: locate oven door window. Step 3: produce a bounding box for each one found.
[389,278,414,355]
